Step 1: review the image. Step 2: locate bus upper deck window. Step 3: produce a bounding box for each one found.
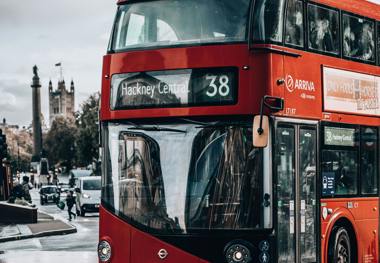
[285,0,304,47]
[343,14,375,62]
[111,0,250,51]
[307,4,339,55]
[253,0,285,43]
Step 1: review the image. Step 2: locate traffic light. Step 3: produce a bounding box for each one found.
[0,129,7,160]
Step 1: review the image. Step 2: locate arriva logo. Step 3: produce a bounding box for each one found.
[285,74,315,93]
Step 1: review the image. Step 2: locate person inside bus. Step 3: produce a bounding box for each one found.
[310,18,334,52]
[285,7,303,46]
[335,161,354,195]
[357,23,374,61]
[343,25,358,57]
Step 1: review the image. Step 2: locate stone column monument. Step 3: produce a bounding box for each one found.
[31,65,43,161]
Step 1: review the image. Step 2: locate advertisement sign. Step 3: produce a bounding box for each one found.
[322,172,335,196]
[323,67,380,116]
[111,67,238,109]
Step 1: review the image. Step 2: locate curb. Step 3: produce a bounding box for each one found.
[0,223,77,243]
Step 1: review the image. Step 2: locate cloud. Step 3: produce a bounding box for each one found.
[0,79,33,124]
[0,0,115,126]
[0,91,17,111]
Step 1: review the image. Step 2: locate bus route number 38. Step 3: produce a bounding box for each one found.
[206,75,230,97]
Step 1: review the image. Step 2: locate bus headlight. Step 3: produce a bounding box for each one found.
[83,193,91,199]
[224,241,252,263]
[98,240,112,262]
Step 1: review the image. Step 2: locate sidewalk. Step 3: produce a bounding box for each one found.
[0,211,77,243]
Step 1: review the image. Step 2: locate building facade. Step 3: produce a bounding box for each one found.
[49,79,75,126]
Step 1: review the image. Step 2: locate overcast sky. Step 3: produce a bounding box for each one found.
[0,1,116,127]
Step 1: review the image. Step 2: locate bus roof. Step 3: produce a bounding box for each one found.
[116,0,379,20]
[316,0,380,20]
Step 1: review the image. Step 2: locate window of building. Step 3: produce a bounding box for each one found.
[343,14,375,62]
[361,127,378,195]
[307,4,339,55]
[285,0,304,47]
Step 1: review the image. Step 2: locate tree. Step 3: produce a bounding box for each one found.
[44,116,77,169]
[75,93,100,168]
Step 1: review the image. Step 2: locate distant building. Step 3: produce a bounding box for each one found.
[0,118,33,169]
[0,118,19,131]
[49,79,75,127]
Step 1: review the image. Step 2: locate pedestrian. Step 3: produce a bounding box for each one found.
[66,190,76,221]
[69,174,76,188]
[21,176,32,203]
[75,188,81,216]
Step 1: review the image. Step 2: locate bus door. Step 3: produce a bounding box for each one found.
[275,121,318,263]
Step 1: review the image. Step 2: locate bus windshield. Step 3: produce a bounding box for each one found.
[111,0,250,51]
[102,120,265,234]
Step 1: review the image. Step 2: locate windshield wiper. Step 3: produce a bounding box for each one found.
[128,125,187,133]
[195,121,250,129]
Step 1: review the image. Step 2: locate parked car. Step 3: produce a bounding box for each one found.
[39,185,60,205]
[77,176,101,216]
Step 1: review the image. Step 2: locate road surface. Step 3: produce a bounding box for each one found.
[0,184,99,263]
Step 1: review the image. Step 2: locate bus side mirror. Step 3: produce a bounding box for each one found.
[253,115,269,148]
[252,96,283,148]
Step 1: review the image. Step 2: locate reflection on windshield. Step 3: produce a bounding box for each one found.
[187,128,262,230]
[117,132,180,231]
[102,122,263,234]
[112,0,250,51]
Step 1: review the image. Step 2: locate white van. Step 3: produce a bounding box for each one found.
[77,176,101,216]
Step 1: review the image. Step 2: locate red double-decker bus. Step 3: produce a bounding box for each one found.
[98,0,380,262]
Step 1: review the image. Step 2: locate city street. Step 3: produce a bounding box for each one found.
[0,185,99,263]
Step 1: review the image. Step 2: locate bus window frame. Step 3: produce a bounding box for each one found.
[320,122,379,199]
[359,126,379,196]
[101,120,275,237]
[251,0,287,45]
[305,2,341,59]
[283,0,306,50]
[320,122,359,198]
[341,10,377,66]
[107,1,253,54]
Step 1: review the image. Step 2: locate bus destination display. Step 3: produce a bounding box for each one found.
[111,67,238,109]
